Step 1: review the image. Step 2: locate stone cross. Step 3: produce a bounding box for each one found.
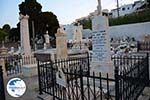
[97,0,102,16]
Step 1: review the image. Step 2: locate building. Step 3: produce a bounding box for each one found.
[110,0,145,18]
[75,9,109,23]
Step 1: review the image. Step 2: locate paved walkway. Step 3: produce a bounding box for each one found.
[4,75,42,100]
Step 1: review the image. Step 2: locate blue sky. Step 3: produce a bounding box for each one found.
[0,0,137,28]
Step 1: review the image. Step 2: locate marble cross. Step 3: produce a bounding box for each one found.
[97,0,102,16]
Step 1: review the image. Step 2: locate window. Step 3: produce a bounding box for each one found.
[122,7,125,11]
[128,7,130,10]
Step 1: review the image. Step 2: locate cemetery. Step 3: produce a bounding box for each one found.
[0,0,150,100]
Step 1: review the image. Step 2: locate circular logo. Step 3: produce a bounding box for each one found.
[7,78,26,97]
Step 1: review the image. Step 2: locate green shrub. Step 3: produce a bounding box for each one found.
[109,9,150,26]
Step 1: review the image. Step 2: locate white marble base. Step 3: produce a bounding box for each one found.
[22,64,38,77]
[91,61,114,78]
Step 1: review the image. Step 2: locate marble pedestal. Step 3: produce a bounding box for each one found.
[91,62,114,78]
[22,64,38,77]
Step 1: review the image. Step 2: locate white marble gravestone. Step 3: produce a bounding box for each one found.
[19,14,31,55]
[91,0,113,75]
[44,31,50,48]
[55,27,68,59]
[72,24,85,50]
[73,23,83,42]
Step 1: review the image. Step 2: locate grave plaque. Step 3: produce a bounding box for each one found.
[92,30,111,63]
[56,68,67,87]
[92,16,111,64]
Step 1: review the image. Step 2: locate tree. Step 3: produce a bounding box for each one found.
[75,19,92,29]
[9,28,20,42]
[18,0,59,47]
[147,0,150,7]
[19,0,42,20]
[19,0,42,39]
[2,24,11,33]
[0,29,8,42]
[36,12,59,38]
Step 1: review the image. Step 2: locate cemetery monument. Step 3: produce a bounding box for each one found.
[91,0,113,76]
[19,14,31,55]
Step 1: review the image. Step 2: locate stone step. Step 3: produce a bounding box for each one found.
[37,94,53,100]
[138,87,150,100]
[138,95,150,100]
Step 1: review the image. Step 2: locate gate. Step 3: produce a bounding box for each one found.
[114,54,149,100]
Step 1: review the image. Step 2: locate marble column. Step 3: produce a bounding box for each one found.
[19,14,31,55]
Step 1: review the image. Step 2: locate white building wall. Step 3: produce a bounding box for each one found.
[63,24,74,40]
[109,22,150,40]
[111,1,144,18]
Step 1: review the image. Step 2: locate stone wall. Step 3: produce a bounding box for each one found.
[109,22,150,40]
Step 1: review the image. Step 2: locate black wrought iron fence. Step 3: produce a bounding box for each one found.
[37,56,115,100]
[114,54,149,100]
[0,55,22,76]
[0,66,5,100]
[37,53,149,100]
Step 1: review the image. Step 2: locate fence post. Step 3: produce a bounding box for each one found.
[51,61,55,100]
[0,58,6,76]
[0,66,5,100]
[146,53,150,86]
[87,52,90,75]
[37,60,42,95]
[80,66,84,100]
[115,65,119,100]
[137,41,139,52]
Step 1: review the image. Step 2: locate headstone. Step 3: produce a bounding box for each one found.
[0,46,8,55]
[73,23,83,42]
[10,47,14,53]
[55,27,68,59]
[91,0,113,76]
[43,43,47,50]
[18,46,22,53]
[19,14,31,55]
[72,24,84,50]
[44,31,50,48]
[143,34,150,42]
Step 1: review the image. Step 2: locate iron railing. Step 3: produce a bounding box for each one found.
[114,54,149,100]
[37,55,115,100]
[0,66,5,100]
[0,55,22,76]
[37,53,149,100]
